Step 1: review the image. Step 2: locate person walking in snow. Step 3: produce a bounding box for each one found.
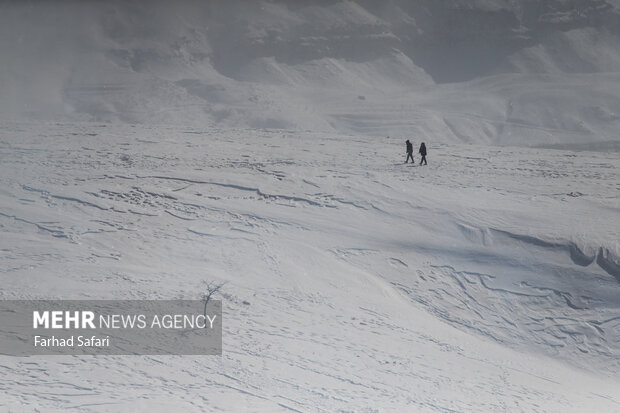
[419,142,427,165]
[405,140,414,164]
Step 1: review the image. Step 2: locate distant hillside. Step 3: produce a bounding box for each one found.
[1,0,619,146]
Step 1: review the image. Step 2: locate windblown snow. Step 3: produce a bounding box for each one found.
[2,1,620,145]
[1,0,620,412]
[1,122,619,411]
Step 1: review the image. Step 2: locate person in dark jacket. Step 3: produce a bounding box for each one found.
[405,140,414,163]
[419,142,427,165]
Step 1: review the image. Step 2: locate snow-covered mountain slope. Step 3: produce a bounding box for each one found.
[1,1,620,145]
[1,122,619,411]
[3,2,620,411]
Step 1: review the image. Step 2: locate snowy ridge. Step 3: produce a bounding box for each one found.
[1,122,619,411]
[1,1,620,145]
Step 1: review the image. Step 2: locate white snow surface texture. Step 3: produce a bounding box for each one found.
[1,1,620,412]
[2,123,620,411]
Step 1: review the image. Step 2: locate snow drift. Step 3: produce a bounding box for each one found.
[1,123,619,411]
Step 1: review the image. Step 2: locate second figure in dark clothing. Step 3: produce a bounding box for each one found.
[419,142,427,165]
[405,140,414,163]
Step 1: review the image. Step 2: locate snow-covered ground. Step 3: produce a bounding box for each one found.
[1,121,619,412]
[2,1,620,411]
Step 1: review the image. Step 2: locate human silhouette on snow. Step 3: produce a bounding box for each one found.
[405,140,414,164]
[419,142,427,165]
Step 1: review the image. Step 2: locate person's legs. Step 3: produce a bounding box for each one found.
[420,155,427,165]
[406,153,413,163]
